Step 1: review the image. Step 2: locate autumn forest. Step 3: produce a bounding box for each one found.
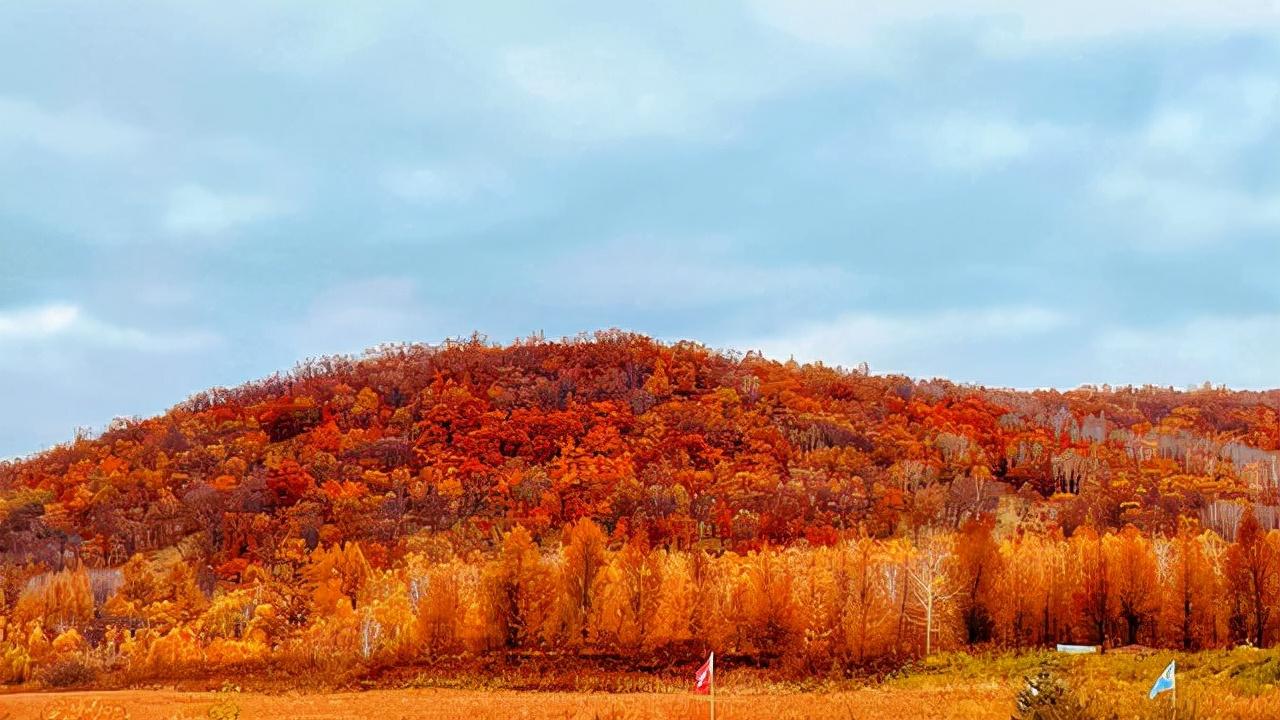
[2,332,1279,690]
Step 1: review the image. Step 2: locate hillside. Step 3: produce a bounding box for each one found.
[2,331,1280,687]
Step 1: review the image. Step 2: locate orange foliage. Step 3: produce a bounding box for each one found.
[1,333,1280,685]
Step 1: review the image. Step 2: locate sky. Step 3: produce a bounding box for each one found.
[2,1,1279,458]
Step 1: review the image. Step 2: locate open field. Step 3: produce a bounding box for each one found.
[0,685,1011,720]
[4,649,1280,720]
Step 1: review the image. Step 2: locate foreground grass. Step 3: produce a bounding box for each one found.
[0,686,1009,720]
[2,648,1278,719]
[893,646,1280,719]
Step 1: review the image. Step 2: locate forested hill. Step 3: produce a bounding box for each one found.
[3,331,1278,575]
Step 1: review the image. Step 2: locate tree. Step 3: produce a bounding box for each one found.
[907,534,958,656]
[488,525,552,649]
[409,555,473,654]
[953,518,1000,645]
[881,537,914,657]
[992,534,1039,649]
[841,537,892,664]
[743,547,795,659]
[1163,519,1215,649]
[1073,527,1110,648]
[305,542,372,615]
[1227,509,1279,647]
[787,546,842,672]
[1106,526,1157,646]
[642,359,672,399]
[598,534,663,651]
[13,567,93,631]
[558,517,606,647]
[651,550,695,648]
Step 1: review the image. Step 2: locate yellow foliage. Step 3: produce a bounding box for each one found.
[145,600,183,629]
[198,591,254,640]
[14,567,94,629]
[642,359,672,398]
[438,477,464,499]
[116,629,146,661]
[311,577,350,617]
[305,542,371,616]
[1,642,33,683]
[205,637,267,666]
[145,627,202,672]
[206,699,241,720]
[27,623,51,661]
[51,628,85,655]
[353,387,381,417]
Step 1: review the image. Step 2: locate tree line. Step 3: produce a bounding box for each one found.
[4,511,1279,685]
[1,332,1279,685]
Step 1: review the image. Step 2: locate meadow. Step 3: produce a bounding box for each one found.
[4,648,1279,720]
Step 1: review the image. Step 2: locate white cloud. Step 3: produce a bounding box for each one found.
[902,113,1068,171]
[132,282,198,309]
[0,304,222,458]
[1142,111,1205,155]
[0,303,217,354]
[162,183,286,237]
[740,309,1280,390]
[1140,75,1279,164]
[1092,315,1280,389]
[1093,170,1280,245]
[382,163,508,205]
[0,96,146,157]
[174,3,398,76]
[1091,73,1280,248]
[287,278,446,357]
[501,42,742,143]
[0,304,80,339]
[538,236,852,309]
[750,0,1280,53]
[737,306,1070,374]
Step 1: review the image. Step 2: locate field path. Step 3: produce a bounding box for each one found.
[0,685,1015,719]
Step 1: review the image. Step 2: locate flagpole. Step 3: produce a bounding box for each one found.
[710,652,716,720]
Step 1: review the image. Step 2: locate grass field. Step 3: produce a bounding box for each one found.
[0,685,1010,720]
[3,648,1279,719]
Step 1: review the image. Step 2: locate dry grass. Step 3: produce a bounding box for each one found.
[0,686,1010,720]
[4,648,1279,719]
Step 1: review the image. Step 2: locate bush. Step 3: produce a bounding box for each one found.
[1013,666,1090,720]
[206,700,240,720]
[39,655,98,688]
[1226,653,1280,695]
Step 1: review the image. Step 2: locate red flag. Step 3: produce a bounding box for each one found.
[694,652,714,694]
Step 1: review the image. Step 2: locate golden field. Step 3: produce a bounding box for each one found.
[2,648,1278,719]
[0,686,1005,720]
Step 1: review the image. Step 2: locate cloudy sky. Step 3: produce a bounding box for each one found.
[2,1,1279,458]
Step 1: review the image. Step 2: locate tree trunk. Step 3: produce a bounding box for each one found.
[925,598,933,656]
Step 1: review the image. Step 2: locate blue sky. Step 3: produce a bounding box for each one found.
[2,1,1279,458]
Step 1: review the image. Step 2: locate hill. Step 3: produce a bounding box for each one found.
[1,331,1279,687]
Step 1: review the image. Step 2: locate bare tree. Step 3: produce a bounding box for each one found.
[359,611,383,659]
[907,534,960,656]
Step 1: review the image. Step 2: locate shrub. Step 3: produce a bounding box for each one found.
[1,643,34,683]
[38,655,97,688]
[206,700,240,720]
[1226,653,1280,695]
[1013,666,1090,720]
